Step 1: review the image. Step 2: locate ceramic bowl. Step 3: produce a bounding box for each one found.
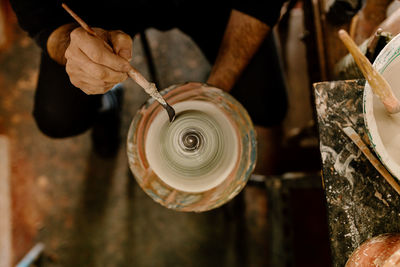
[127,82,257,212]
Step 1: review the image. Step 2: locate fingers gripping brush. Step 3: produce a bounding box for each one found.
[61,3,176,122]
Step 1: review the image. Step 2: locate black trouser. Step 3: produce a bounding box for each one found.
[33,4,287,138]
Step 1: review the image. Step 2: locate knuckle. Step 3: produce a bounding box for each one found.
[112,30,124,35]
[111,30,123,38]
[82,85,97,95]
[65,64,76,77]
[89,49,103,62]
[91,89,103,95]
[93,28,107,39]
[106,72,125,83]
[88,89,98,95]
[95,69,108,80]
[103,83,115,93]
[126,36,133,45]
[69,77,81,88]
[106,72,120,82]
[70,28,81,40]
[65,64,72,75]
[117,33,129,42]
[122,37,132,47]
[65,62,78,75]
[112,30,132,46]
[69,30,77,40]
[97,80,108,88]
[64,48,71,59]
[118,73,128,82]
[82,89,92,95]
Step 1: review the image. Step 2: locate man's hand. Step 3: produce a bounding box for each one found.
[47,24,133,95]
[64,27,132,94]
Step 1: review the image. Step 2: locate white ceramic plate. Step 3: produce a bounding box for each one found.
[364,33,400,180]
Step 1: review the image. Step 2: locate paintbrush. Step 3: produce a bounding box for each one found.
[61,3,176,122]
[338,29,400,114]
[343,126,400,196]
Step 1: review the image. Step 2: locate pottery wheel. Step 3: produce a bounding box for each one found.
[127,83,257,212]
[146,100,239,192]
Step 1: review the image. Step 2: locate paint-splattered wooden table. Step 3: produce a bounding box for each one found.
[314,79,400,267]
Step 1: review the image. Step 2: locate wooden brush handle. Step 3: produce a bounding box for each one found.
[62,3,96,36]
[338,29,400,114]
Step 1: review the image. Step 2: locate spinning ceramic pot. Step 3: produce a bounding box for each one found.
[346,233,400,267]
[127,82,257,212]
[364,33,400,180]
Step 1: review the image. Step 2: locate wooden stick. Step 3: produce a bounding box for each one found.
[343,127,400,195]
[0,136,11,267]
[312,0,328,81]
[338,29,400,114]
[61,3,96,36]
[61,3,175,121]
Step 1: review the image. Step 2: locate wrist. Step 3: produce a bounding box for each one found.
[207,72,236,92]
[47,23,79,65]
[207,10,270,92]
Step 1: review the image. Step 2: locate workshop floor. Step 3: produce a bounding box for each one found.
[0,21,275,266]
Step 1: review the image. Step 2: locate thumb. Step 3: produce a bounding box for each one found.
[109,30,133,61]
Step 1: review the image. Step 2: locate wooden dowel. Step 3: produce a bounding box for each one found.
[343,127,400,196]
[61,3,96,36]
[0,136,11,267]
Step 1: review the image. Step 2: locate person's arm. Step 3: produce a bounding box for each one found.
[207,9,270,91]
[351,0,393,44]
[9,0,71,52]
[10,1,132,95]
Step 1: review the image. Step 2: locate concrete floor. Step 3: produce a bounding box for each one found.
[0,23,272,266]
